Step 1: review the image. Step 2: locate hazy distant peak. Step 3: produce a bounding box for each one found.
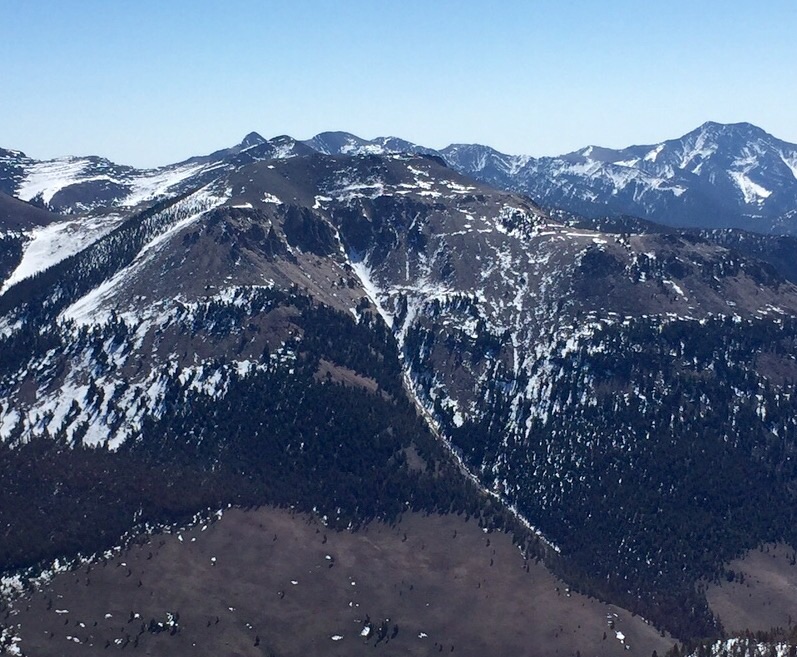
[304,132,431,157]
[688,120,773,142]
[268,134,297,145]
[240,132,267,148]
[305,132,379,155]
[561,145,627,164]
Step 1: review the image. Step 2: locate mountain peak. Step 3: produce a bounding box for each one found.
[304,131,371,155]
[240,131,267,148]
[313,130,363,142]
[691,120,771,141]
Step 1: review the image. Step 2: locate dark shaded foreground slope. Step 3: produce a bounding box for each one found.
[2,507,673,657]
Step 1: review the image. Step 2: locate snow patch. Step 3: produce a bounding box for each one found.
[121,163,209,208]
[644,144,665,162]
[729,171,772,204]
[663,279,688,300]
[780,152,797,181]
[61,187,228,325]
[1,214,127,293]
[16,158,93,204]
[349,257,393,327]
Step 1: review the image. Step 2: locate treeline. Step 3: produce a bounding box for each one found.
[0,290,543,581]
[0,234,23,283]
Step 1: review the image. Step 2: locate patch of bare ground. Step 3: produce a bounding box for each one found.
[755,351,797,386]
[707,543,797,633]
[4,508,673,657]
[313,359,378,392]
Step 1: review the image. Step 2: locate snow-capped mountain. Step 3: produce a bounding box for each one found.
[2,129,797,641]
[0,132,313,217]
[5,121,797,235]
[298,122,797,234]
[303,131,436,157]
[443,122,797,233]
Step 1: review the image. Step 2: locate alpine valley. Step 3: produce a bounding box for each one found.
[1,123,796,657]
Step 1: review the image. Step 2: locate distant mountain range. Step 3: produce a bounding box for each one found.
[3,121,797,234]
[307,122,797,234]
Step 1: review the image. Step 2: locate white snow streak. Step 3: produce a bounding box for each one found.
[120,163,209,207]
[729,171,772,203]
[1,214,126,293]
[16,159,92,204]
[61,188,228,325]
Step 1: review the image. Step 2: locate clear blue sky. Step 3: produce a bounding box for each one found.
[1,0,795,167]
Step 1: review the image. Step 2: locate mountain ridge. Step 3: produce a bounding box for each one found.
[5,120,797,234]
[2,126,797,646]
[313,121,797,234]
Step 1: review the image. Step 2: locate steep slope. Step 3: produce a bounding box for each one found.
[0,194,68,287]
[0,153,541,447]
[1,145,797,642]
[312,154,797,634]
[0,154,542,570]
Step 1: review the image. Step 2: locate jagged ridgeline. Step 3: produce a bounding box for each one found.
[1,136,797,643]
